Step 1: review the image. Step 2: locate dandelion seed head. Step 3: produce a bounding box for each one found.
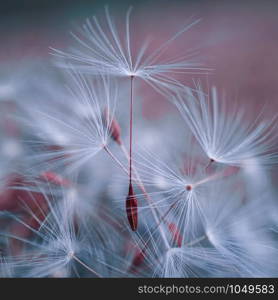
[176,84,278,168]
[19,70,121,174]
[51,6,207,97]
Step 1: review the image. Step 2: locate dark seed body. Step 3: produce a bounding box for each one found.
[126,183,138,231]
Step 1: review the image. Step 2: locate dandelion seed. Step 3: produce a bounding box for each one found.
[134,143,235,240]
[21,71,120,174]
[51,6,207,94]
[0,187,116,277]
[52,6,209,232]
[175,84,278,168]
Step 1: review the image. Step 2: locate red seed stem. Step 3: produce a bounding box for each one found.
[125,75,138,231]
[129,75,134,185]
